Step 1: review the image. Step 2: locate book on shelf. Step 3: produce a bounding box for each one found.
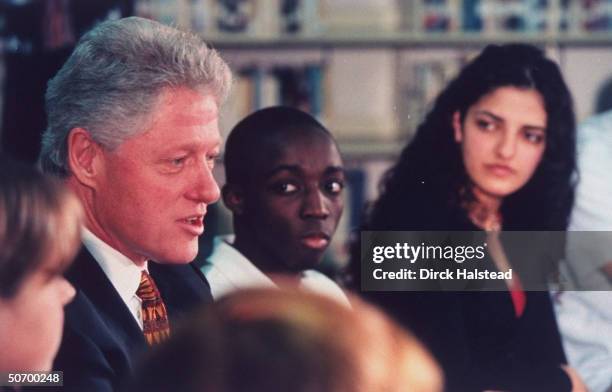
[218,63,325,138]
[134,0,191,30]
[196,0,320,35]
[574,0,612,32]
[318,0,400,32]
[418,0,462,32]
[189,0,215,34]
[136,0,612,37]
[408,0,612,35]
[219,70,253,139]
[396,49,467,137]
[325,49,398,143]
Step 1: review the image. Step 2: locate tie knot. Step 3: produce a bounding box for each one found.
[136,270,160,302]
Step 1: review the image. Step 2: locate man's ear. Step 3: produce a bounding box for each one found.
[222,184,245,215]
[452,111,463,143]
[67,127,104,188]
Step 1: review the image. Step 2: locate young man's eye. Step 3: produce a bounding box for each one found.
[325,180,344,195]
[273,182,299,195]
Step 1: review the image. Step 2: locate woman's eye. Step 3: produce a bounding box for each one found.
[476,119,495,132]
[325,180,344,195]
[524,130,545,144]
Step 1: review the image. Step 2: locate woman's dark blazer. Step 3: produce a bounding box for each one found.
[361,200,571,392]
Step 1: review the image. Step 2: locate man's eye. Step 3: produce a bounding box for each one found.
[170,157,186,167]
[206,154,219,169]
[274,182,298,194]
[325,180,344,195]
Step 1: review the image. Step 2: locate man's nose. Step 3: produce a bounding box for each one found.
[186,164,220,204]
[301,188,330,219]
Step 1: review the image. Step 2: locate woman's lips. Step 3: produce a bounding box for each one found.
[300,233,330,250]
[485,164,515,177]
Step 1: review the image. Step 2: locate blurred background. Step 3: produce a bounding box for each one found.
[2,0,612,270]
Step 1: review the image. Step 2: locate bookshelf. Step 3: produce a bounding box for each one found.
[134,1,612,142]
[205,31,612,49]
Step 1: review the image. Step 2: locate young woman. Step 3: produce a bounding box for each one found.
[360,44,585,391]
[0,156,81,374]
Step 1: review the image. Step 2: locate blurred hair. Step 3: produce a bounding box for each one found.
[0,155,82,298]
[128,288,443,392]
[368,44,576,231]
[40,16,232,177]
[224,106,334,186]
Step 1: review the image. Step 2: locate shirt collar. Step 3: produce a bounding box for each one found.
[207,235,324,288]
[82,227,148,304]
[208,235,276,289]
[207,236,350,307]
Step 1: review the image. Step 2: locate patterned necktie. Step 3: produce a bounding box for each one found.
[136,270,171,345]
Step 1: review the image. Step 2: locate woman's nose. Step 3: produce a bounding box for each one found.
[495,131,517,159]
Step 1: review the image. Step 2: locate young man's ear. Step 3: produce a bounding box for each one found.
[222,184,245,215]
[67,127,104,188]
[452,111,463,143]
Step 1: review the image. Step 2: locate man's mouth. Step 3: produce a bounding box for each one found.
[185,216,203,225]
[300,232,331,250]
[179,215,205,235]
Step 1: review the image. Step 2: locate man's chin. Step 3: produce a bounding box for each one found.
[151,246,198,265]
[288,255,323,272]
[154,258,195,265]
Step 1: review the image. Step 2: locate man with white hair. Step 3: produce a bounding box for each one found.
[38,17,231,391]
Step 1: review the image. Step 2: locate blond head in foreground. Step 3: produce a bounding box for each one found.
[129,287,443,392]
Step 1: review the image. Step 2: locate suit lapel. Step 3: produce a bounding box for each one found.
[67,249,212,348]
[67,248,146,354]
[149,262,213,321]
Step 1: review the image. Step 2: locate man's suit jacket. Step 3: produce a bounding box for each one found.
[48,248,213,392]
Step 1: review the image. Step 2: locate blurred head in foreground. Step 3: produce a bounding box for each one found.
[128,288,443,392]
[0,156,81,371]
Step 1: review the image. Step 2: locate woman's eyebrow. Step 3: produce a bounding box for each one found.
[523,125,547,132]
[474,110,545,130]
[474,110,503,122]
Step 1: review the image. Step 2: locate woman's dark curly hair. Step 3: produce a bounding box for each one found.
[367,44,576,231]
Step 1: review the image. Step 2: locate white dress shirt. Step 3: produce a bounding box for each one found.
[82,228,147,329]
[202,235,351,308]
[554,110,612,392]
